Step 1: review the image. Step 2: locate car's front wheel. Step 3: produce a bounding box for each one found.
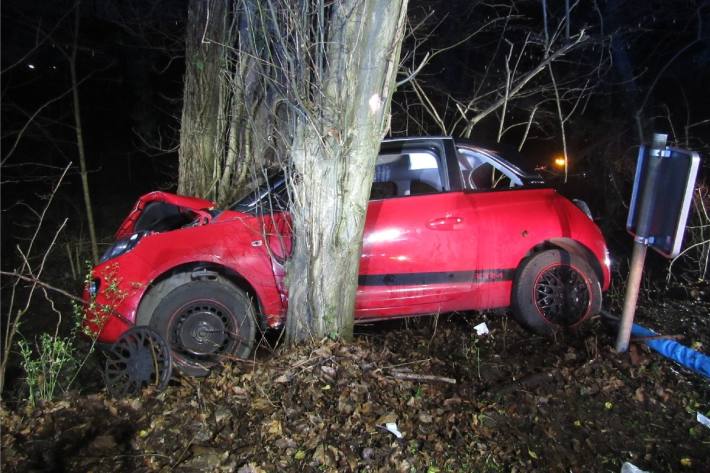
[150,278,256,376]
[511,249,601,336]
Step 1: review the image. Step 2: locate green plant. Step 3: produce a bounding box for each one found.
[18,333,76,405]
[466,335,482,380]
[408,439,419,455]
[413,385,423,399]
[14,261,111,405]
[0,165,69,396]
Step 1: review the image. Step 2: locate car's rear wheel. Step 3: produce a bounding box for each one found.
[511,249,601,336]
[150,278,256,376]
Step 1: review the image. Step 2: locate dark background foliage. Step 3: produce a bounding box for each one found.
[3,1,708,252]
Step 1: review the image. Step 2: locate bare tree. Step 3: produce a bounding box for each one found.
[68,2,99,263]
[2,2,101,263]
[0,166,70,395]
[394,0,606,158]
[237,1,409,343]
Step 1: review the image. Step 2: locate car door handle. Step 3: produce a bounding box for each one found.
[426,216,463,230]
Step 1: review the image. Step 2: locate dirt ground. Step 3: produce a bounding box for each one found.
[2,289,709,473]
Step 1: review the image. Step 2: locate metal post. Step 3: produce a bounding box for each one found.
[615,239,648,352]
[616,133,667,353]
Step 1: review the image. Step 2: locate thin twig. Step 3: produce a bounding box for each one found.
[0,271,85,304]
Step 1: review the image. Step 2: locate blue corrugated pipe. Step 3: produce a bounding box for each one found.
[631,323,710,378]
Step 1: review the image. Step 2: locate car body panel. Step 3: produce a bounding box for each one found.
[115,191,215,239]
[86,211,285,343]
[84,137,611,344]
[358,192,474,315]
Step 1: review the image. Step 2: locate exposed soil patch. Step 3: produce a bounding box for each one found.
[2,294,709,473]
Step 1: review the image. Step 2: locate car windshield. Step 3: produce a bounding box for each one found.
[229,172,287,213]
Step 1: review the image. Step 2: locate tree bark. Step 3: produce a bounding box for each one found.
[284,0,409,343]
[178,0,278,205]
[178,0,228,201]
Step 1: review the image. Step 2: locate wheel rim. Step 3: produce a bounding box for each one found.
[534,264,590,326]
[170,300,237,362]
[105,326,172,397]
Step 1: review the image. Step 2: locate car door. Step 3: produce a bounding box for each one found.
[457,145,546,310]
[355,139,479,319]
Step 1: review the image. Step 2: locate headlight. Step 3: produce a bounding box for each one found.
[99,232,145,263]
[604,247,612,269]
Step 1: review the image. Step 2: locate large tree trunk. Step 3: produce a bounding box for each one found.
[178,0,227,201]
[284,0,409,343]
[178,0,274,205]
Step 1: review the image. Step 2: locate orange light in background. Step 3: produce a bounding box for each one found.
[553,155,567,168]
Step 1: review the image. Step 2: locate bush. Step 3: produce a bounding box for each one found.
[18,333,77,406]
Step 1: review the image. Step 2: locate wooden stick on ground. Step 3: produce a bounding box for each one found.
[389,371,457,384]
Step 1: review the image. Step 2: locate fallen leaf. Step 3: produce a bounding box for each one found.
[237,462,266,473]
[274,373,293,384]
[252,398,271,410]
[634,388,645,403]
[376,412,397,425]
[264,419,282,436]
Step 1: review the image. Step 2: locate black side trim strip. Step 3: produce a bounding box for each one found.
[358,269,514,286]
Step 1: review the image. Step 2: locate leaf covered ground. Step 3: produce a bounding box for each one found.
[2,294,709,473]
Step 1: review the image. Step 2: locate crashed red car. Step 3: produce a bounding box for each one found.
[84,137,611,375]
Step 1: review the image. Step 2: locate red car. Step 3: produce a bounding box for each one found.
[85,137,611,375]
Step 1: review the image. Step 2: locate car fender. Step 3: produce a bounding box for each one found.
[89,218,284,342]
[134,262,276,329]
[534,237,606,288]
[132,226,282,321]
[518,194,611,290]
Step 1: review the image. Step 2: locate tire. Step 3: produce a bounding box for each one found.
[150,278,256,376]
[511,249,601,337]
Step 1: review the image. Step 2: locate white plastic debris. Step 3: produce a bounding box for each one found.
[474,322,489,336]
[620,462,649,473]
[385,422,403,439]
[697,411,710,429]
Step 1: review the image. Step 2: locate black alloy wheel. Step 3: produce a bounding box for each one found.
[511,249,601,337]
[534,264,591,326]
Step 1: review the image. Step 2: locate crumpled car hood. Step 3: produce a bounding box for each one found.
[115,191,215,239]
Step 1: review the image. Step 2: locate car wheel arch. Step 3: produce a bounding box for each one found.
[510,247,602,336]
[519,238,603,285]
[135,262,265,329]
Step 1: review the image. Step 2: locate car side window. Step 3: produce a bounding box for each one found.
[458,148,523,191]
[370,150,444,200]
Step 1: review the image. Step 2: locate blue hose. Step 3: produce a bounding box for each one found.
[631,324,710,379]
